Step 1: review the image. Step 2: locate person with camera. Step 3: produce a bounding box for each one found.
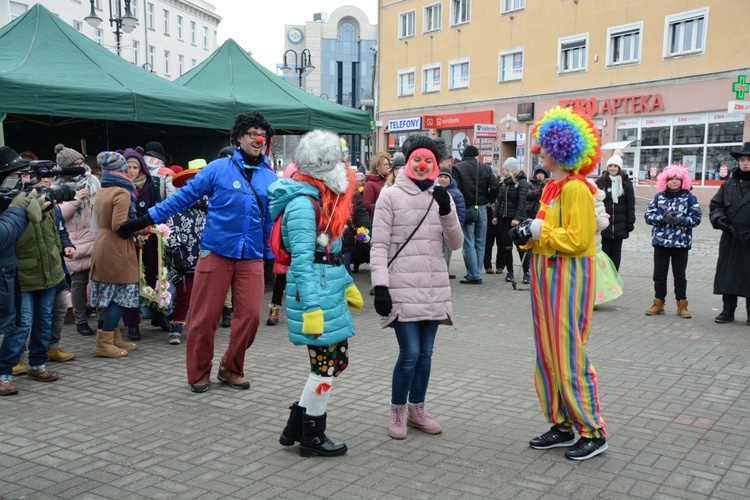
[117,111,278,393]
[513,106,608,460]
[55,144,100,337]
[0,147,64,395]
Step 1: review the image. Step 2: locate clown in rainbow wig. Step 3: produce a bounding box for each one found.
[522,106,608,460]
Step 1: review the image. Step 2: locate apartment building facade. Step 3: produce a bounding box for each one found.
[1,0,220,80]
[377,0,750,201]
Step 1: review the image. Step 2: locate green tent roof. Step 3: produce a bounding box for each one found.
[175,39,371,135]
[0,4,235,129]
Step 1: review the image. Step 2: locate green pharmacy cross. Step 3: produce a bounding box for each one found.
[733,75,747,100]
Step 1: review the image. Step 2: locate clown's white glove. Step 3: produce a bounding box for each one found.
[530,218,544,241]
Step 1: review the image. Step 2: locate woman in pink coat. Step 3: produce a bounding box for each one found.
[370,136,463,440]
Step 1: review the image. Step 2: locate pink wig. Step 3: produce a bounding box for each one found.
[656,164,692,192]
[405,147,439,181]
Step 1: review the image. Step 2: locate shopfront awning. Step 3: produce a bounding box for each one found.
[601,140,636,150]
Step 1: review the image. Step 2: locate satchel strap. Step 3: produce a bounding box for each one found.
[388,197,434,267]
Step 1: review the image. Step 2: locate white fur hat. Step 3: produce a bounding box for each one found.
[294,129,350,194]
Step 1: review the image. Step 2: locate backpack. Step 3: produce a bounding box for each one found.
[270,195,320,267]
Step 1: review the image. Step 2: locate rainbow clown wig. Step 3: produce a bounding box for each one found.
[530,106,602,176]
[656,164,692,192]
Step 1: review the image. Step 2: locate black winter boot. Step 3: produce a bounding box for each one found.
[127,325,141,341]
[299,412,347,457]
[715,310,735,323]
[279,402,305,446]
[150,307,171,332]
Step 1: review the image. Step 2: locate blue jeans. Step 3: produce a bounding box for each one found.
[462,206,488,280]
[391,320,439,405]
[0,287,56,378]
[343,251,353,275]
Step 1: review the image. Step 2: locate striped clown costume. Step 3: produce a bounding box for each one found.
[525,106,606,439]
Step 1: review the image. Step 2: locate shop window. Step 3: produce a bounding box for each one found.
[616,126,638,142]
[451,0,470,26]
[398,69,415,97]
[399,10,416,39]
[558,34,588,73]
[639,149,670,180]
[423,64,441,93]
[706,146,738,180]
[707,121,744,144]
[664,8,708,58]
[673,123,706,145]
[501,0,524,14]
[424,3,442,33]
[641,126,671,147]
[449,59,470,89]
[672,146,704,181]
[607,22,642,66]
[499,49,523,82]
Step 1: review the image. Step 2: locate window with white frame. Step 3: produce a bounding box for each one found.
[95,0,101,9]
[163,9,170,35]
[190,21,196,44]
[148,45,155,69]
[9,1,26,20]
[178,55,184,76]
[164,50,170,75]
[73,20,82,32]
[423,64,441,93]
[177,16,183,40]
[203,26,209,49]
[499,48,523,82]
[451,0,470,26]
[132,40,140,65]
[664,8,708,57]
[449,58,470,89]
[607,22,642,66]
[146,3,154,30]
[399,10,416,38]
[501,0,524,14]
[558,34,588,73]
[398,68,416,96]
[424,3,442,33]
[95,28,103,45]
[131,1,137,19]
[191,58,197,67]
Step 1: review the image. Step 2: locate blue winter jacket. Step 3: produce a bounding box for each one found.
[268,179,356,347]
[0,206,28,329]
[446,178,466,227]
[149,150,276,260]
[644,189,702,249]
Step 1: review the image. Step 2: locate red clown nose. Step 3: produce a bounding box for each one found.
[254,136,265,145]
[416,160,428,172]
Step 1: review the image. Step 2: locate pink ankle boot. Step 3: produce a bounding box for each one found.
[407,402,442,435]
[389,404,407,439]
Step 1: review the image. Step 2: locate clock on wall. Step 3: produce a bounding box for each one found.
[287,27,304,45]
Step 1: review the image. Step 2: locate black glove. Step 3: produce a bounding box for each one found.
[509,219,533,247]
[662,212,680,226]
[117,214,154,239]
[714,217,731,232]
[432,185,451,216]
[373,286,393,317]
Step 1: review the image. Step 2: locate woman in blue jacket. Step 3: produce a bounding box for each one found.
[270,129,363,458]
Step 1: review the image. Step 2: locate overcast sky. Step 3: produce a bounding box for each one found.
[208,1,378,73]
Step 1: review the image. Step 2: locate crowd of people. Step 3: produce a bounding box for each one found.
[1,106,749,462]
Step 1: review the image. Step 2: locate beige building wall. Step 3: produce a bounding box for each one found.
[379,0,750,111]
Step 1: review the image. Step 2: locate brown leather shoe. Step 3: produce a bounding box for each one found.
[27,369,59,382]
[190,372,210,393]
[0,380,18,396]
[217,365,250,390]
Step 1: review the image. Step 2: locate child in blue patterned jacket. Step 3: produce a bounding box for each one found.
[644,164,702,318]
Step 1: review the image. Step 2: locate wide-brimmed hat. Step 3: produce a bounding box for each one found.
[172,158,207,188]
[0,146,30,175]
[731,142,750,160]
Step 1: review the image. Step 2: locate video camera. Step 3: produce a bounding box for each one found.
[0,160,84,204]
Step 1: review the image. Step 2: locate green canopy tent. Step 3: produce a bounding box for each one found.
[0,4,237,162]
[174,39,371,135]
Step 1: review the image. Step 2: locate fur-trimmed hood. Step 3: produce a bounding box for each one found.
[294,129,350,194]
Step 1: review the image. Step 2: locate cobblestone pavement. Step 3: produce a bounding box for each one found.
[2,201,750,499]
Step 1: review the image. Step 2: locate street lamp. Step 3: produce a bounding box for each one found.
[280,49,315,88]
[85,0,138,57]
